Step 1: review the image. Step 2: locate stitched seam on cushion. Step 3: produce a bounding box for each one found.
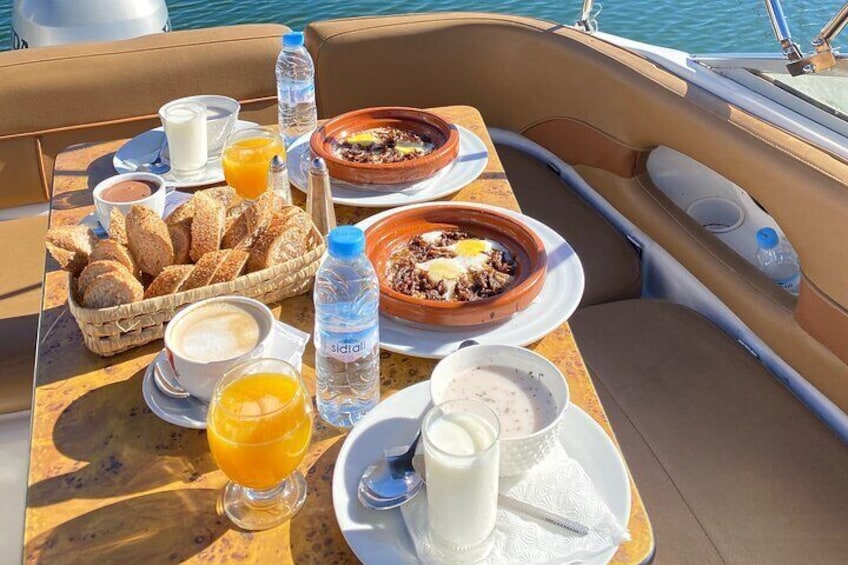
[548,23,848,184]
[312,13,551,57]
[0,29,284,69]
[0,96,277,140]
[634,175,793,315]
[588,373,728,564]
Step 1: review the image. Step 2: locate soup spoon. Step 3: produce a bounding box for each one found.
[357,430,424,510]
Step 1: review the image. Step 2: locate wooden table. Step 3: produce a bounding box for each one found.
[24,106,654,564]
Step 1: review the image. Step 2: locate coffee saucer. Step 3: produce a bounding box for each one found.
[113,120,259,189]
[142,320,310,429]
[143,350,210,429]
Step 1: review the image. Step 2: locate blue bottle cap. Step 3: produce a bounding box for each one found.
[283,32,304,48]
[328,226,365,258]
[756,227,779,250]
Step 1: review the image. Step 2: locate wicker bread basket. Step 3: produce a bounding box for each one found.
[68,226,326,357]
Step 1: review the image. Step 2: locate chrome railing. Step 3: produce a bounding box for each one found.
[763,0,848,75]
[575,0,598,33]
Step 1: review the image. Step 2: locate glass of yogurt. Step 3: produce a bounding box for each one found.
[159,100,208,179]
[422,399,500,560]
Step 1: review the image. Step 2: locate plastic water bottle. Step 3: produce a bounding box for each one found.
[276,31,317,147]
[314,226,380,428]
[756,227,800,296]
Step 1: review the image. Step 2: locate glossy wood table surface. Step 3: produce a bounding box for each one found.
[25,106,654,564]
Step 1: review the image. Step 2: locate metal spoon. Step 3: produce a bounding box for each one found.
[152,353,191,399]
[128,140,170,175]
[357,430,424,510]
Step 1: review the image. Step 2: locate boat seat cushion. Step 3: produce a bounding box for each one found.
[571,299,848,564]
[0,24,287,210]
[496,144,641,306]
[0,215,47,413]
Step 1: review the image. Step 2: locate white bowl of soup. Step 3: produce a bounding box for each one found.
[430,344,569,476]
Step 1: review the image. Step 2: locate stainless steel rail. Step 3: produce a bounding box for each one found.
[575,0,597,33]
[763,0,848,75]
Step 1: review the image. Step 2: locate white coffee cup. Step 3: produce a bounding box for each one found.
[163,296,276,402]
[92,172,167,235]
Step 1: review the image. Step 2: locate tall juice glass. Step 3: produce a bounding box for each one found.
[207,358,312,530]
[423,399,500,561]
[221,127,285,200]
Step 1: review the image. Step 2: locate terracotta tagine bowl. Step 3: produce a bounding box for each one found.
[309,107,460,186]
[364,205,548,327]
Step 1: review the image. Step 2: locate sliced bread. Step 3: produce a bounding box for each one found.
[209,249,249,284]
[144,264,195,299]
[90,239,139,278]
[83,270,143,308]
[190,193,225,262]
[179,249,230,292]
[246,208,312,272]
[45,225,96,275]
[77,260,131,295]
[126,205,174,276]
[108,208,128,246]
[168,220,192,265]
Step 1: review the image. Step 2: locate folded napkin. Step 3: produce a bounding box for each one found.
[401,443,629,564]
[271,320,310,373]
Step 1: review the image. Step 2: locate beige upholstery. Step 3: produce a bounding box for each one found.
[571,299,848,564]
[0,25,287,412]
[0,215,46,413]
[576,167,848,413]
[0,24,286,210]
[496,144,640,305]
[305,12,848,412]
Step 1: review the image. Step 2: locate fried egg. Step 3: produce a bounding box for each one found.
[413,233,509,299]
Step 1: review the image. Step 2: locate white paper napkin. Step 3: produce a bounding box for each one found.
[401,443,629,564]
[272,320,310,372]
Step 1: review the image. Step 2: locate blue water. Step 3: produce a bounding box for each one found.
[3,1,846,53]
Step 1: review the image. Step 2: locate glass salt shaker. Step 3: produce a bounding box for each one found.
[267,154,292,205]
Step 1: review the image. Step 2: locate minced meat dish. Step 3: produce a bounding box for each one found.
[332,127,435,164]
[386,230,516,302]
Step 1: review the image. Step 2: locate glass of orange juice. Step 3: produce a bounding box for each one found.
[221,127,285,200]
[207,358,313,530]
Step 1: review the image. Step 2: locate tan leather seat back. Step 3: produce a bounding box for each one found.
[0,24,287,209]
[307,13,848,411]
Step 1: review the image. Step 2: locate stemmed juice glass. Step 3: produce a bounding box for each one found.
[221,127,285,200]
[207,358,313,530]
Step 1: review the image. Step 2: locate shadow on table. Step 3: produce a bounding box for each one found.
[28,365,217,507]
[25,488,229,563]
[87,152,119,192]
[290,416,421,565]
[35,305,111,387]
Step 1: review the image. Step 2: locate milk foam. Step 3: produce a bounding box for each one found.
[172,303,261,362]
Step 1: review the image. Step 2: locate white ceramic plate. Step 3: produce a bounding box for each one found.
[113,120,259,188]
[288,125,489,208]
[332,381,631,565]
[356,202,585,359]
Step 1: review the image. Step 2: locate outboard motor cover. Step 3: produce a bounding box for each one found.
[12,0,170,50]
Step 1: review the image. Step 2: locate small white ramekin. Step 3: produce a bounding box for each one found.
[93,172,167,234]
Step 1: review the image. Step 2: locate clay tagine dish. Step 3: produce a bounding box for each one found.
[365,205,548,326]
[310,107,460,185]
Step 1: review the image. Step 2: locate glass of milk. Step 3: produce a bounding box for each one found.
[159,100,208,179]
[422,399,500,559]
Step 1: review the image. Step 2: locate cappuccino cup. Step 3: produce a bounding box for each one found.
[163,296,275,402]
